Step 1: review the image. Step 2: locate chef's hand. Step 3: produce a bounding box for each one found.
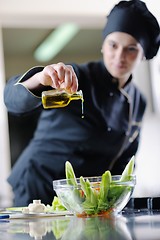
[22,62,78,93]
[38,62,78,93]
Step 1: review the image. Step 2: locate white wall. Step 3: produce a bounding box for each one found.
[133,54,160,197]
[134,113,160,197]
[0,27,12,207]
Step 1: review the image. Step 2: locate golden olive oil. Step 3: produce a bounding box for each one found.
[42,89,84,117]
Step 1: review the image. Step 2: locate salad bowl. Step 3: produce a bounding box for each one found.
[53,174,135,217]
[53,158,136,217]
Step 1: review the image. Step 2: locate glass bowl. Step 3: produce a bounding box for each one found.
[53,175,136,217]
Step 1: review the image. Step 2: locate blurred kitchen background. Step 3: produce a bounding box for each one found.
[0,0,160,207]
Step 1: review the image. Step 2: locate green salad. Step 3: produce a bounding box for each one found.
[52,156,135,216]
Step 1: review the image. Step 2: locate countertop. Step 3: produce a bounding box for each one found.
[0,208,160,240]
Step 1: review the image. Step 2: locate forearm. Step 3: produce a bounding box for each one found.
[21,72,42,90]
[4,62,79,114]
[20,71,52,96]
[15,66,53,96]
[4,67,46,115]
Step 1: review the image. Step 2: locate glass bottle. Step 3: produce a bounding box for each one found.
[42,89,84,109]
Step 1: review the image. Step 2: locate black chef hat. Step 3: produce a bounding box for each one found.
[103,0,160,59]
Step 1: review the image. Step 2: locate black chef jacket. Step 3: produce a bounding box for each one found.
[4,60,146,206]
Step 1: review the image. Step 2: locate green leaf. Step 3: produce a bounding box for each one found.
[99,171,111,200]
[65,161,78,186]
[97,171,111,211]
[52,196,67,211]
[80,177,98,214]
[120,156,135,182]
[52,218,70,239]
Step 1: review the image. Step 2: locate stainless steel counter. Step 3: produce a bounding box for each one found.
[0,209,160,240]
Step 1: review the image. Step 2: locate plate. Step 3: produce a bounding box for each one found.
[0,207,72,219]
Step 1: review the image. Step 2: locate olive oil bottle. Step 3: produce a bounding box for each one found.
[42,89,84,116]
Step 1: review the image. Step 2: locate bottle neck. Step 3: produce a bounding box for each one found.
[70,90,83,101]
[70,94,82,100]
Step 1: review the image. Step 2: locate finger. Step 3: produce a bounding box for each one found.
[64,67,73,91]
[67,65,78,92]
[48,63,78,92]
[71,75,78,92]
[54,63,77,91]
[44,65,60,88]
[56,62,66,81]
[54,63,73,90]
[49,69,61,89]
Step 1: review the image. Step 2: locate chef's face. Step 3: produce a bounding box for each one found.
[102,32,144,83]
